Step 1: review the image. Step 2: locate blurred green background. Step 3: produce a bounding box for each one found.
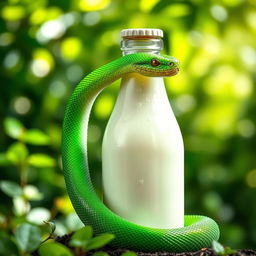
[0,0,256,251]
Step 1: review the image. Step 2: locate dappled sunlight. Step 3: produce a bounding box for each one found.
[29,7,63,25]
[4,50,20,69]
[13,96,32,115]
[193,102,239,138]
[0,0,255,250]
[78,0,111,12]
[1,5,26,21]
[94,94,114,119]
[31,48,54,77]
[203,66,252,99]
[246,169,256,188]
[139,0,159,12]
[61,37,83,61]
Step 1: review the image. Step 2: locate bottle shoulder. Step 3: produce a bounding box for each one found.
[103,73,183,148]
[103,113,183,149]
[111,74,174,118]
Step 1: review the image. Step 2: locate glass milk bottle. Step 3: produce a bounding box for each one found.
[102,29,184,229]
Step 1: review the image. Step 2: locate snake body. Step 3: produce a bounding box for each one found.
[62,53,220,252]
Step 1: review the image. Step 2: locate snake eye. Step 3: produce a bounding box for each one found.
[169,62,175,67]
[151,59,160,67]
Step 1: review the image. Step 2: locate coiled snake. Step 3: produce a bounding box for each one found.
[62,53,220,252]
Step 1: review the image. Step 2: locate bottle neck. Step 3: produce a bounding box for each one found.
[120,38,163,56]
[118,37,167,109]
[117,73,170,114]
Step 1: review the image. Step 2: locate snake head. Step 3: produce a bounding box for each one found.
[132,53,179,77]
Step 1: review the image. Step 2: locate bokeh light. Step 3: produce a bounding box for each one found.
[246,169,256,188]
[13,96,31,115]
[0,0,255,249]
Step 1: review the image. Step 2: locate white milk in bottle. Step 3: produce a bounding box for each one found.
[102,29,184,229]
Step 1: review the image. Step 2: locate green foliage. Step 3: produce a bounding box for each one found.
[28,154,55,167]
[23,185,43,201]
[93,252,110,256]
[23,130,50,145]
[0,180,23,197]
[0,220,115,256]
[86,233,115,251]
[44,221,56,235]
[1,118,55,170]
[69,226,93,248]
[6,142,28,164]
[0,234,19,256]
[15,223,41,252]
[0,0,255,252]
[69,225,115,252]
[65,213,84,232]
[212,240,225,255]
[4,118,25,139]
[121,251,138,256]
[212,240,236,256]
[38,226,115,256]
[39,242,73,256]
[4,118,50,145]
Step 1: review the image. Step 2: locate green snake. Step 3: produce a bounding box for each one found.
[62,53,220,252]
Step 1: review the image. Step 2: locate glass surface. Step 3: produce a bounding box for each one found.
[121,38,163,55]
[102,36,184,228]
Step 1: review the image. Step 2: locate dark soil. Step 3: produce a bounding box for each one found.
[52,233,256,256]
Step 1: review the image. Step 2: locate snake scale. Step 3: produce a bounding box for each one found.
[62,53,220,252]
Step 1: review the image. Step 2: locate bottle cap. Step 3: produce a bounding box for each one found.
[121,28,163,39]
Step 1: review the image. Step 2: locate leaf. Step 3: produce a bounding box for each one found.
[86,233,115,251]
[13,196,30,216]
[69,226,93,248]
[53,220,68,236]
[28,154,56,167]
[0,180,23,197]
[72,226,93,240]
[65,213,84,231]
[39,242,73,256]
[15,223,41,252]
[121,251,137,256]
[92,252,110,256]
[44,221,56,234]
[23,185,43,200]
[0,234,19,256]
[212,240,225,255]
[224,247,237,255]
[6,142,28,164]
[4,118,25,139]
[26,207,51,225]
[23,129,50,145]
[69,238,88,248]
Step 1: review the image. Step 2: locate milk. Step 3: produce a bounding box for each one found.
[102,72,184,229]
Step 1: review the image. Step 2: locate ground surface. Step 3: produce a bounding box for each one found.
[52,233,256,256]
